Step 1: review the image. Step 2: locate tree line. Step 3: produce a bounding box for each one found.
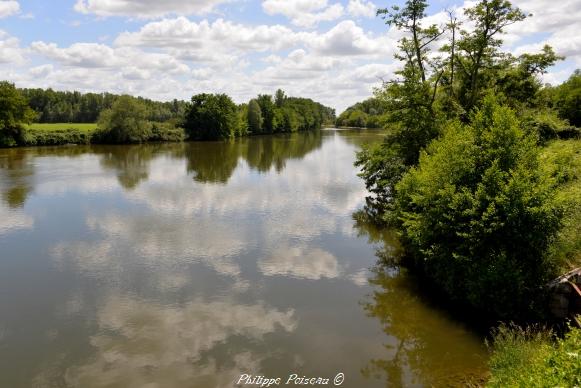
[0,85,335,146]
[335,97,388,128]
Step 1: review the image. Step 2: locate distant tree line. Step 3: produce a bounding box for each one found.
[335,98,388,128]
[1,83,335,146]
[185,89,335,140]
[19,88,189,124]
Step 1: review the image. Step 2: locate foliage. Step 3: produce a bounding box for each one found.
[394,96,562,318]
[552,69,581,127]
[336,97,388,128]
[96,95,153,143]
[541,139,581,270]
[22,127,92,146]
[247,99,263,134]
[184,93,240,141]
[355,140,407,221]
[256,94,276,134]
[0,81,35,147]
[487,324,581,387]
[20,87,188,124]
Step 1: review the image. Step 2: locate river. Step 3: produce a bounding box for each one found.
[0,129,488,387]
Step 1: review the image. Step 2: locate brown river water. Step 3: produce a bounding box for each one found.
[0,129,488,387]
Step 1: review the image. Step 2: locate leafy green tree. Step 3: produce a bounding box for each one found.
[377,1,444,84]
[274,89,286,108]
[247,99,263,134]
[184,93,239,140]
[455,0,527,110]
[256,94,276,133]
[394,95,562,318]
[554,70,581,127]
[97,95,152,143]
[0,81,35,147]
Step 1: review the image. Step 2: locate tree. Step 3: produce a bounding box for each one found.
[554,69,581,127]
[256,94,276,133]
[274,89,286,108]
[97,95,152,143]
[377,1,444,84]
[455,0,527,110]
[184,93,240,140]
[394,95,561,318]
[247,99,263,134]
[0,81,35,146]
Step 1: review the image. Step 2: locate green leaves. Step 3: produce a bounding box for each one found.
[184,93,240,141]
[0,81,35,146]
[395,96,562,318]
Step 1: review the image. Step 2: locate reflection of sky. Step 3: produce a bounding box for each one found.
[0,131,487,387]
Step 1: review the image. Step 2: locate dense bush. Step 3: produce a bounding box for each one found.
[541,139,581,270]
[96,96,153,143]
[22,128,92,146]
[184,93,240,140]
[0,81,34,147]
[394,96,562,319]
[487,324,581,387]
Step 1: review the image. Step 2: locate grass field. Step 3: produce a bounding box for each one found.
[25,123,98,132]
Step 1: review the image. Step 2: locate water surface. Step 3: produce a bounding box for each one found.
[0,130,488,387]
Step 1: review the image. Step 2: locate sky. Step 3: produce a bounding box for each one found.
[0,0,579,113]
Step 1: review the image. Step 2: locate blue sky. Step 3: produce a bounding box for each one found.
[1,0,579,112]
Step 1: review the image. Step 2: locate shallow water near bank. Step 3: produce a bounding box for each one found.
[0,129,488,387]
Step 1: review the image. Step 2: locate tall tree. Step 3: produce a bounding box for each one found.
[256,94,276,133]
[247,99,263,134]
[274,89,286,108]
[0,81,35,146]
[456,0,526,110]
[184,93,240,140]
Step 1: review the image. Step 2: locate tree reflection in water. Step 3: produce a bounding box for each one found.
[354,211,489,387]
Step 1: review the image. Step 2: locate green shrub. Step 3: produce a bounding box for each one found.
[149,122,185,142]
[488,325,581,387]
[22,127,92,146]
[541,139,581,270]
[184,93,240,140]
[395,95,562,319]
[96,95,152,143]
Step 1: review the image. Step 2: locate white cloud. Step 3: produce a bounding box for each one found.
[262,0,344,28]
[347,0,376,18]
[115,17,306,53]
[74,0,231,19]
[0,30,25,64]
[0,0,19,18]
[31,41,190,75]
[310,20,389,56]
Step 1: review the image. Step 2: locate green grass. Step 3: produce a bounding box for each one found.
[24,123,98,132]
[541,138,581,270]
[487,324,581,387]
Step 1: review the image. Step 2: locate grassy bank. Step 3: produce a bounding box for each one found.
[22,123,97,146]
[19,122,185,146]
[487,325,581,387]
[542,139,581,270]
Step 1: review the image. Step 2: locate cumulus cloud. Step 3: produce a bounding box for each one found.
[30,41,190,75]
[0,0,19,18]
[74,0,230,19]
[262,0,344,28]
[347,0,376,18]
[0,30,25,64]
[115,17,306,53]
